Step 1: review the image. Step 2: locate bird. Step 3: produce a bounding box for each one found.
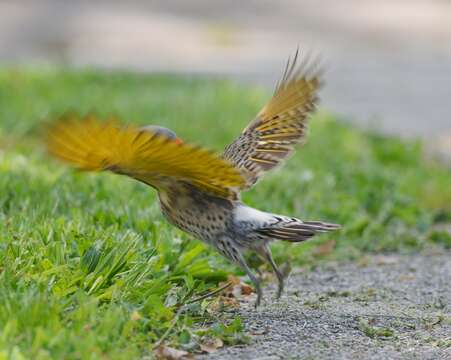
[45,50,340,307]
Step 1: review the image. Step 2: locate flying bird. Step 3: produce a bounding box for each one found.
[46,51,340,307]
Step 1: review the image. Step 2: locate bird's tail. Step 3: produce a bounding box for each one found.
[256,218,340,242]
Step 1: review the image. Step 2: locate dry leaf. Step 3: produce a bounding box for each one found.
[207,296,240,313]
[130,310,142,321]
[200,338,224,353]
[240,283,253,295]
[221,275,254,298]
[398,274,415,281]
[357,256,370,268]
[250,328,268,335]
[154,345,193,360]
[314,239,336,256]
[375,255,399,265]
[224,275,241,286]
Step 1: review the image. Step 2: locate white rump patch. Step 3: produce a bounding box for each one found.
[234,205,273,223]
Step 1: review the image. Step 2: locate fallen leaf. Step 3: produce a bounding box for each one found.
[220,276,254,298]
[154,346,193,360]
[240,283,253,295]
[375,255,399,265]
[250,328,268,335]
[398,274,415,281]
[200,338,224,353]
[207,296,240,313]
[130,310,142,321]
[357,256,370,268]
[224,275,241,286]
[313,239,336,256]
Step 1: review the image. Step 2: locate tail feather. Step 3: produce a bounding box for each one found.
[256,218,340,243]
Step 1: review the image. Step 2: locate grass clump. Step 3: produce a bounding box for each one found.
[0,68,450,358]
[358,319,395,339]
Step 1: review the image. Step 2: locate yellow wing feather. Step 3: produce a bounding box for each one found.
[223,50,321,189]
[46,115,245,199]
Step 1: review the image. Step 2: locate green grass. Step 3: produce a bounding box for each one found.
[0,68,450,358]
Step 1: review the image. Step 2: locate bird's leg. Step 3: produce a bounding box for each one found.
[236,253,263,308]
[260,244,285,299]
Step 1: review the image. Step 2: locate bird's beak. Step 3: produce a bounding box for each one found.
[174,138,183,144]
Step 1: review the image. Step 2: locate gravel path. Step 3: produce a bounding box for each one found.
[204,253,451,360]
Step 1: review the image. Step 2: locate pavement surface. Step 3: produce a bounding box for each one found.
[1,0,451,156]
[203,253,451,360]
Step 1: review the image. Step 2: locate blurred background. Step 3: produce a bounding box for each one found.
[1,0,450,155]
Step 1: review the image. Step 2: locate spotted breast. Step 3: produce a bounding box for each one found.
[158,183,235,245]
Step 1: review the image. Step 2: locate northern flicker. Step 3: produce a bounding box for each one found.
[46,51,340,307]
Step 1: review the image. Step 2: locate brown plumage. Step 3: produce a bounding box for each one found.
[223,50,321,188]
[45,50,339,307]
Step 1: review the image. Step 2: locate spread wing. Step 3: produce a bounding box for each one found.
[45,115,245,200]
[223,50,321,189]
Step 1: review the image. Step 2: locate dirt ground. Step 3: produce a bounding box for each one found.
[203,253,451,360]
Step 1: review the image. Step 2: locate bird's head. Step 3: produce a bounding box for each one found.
[139,125,183,144]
